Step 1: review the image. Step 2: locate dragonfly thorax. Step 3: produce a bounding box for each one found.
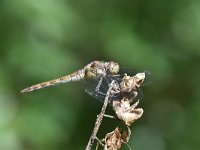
[85,67,106,78]
[84,61,107,78]
[84,61,119,78]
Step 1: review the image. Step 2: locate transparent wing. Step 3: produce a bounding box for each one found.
[81,77,108,102]
[81,68,150,103]
[81,76,122,103]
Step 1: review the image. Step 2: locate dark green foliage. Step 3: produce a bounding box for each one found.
[0,0,200,149]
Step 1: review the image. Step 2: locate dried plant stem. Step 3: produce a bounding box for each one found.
[85,81,115,150]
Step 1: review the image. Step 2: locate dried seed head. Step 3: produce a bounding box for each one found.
[134,72,145,86]
[120,74,136,93]
[120,72,145,90]
[113,99,143,126]
[103,127,130,150]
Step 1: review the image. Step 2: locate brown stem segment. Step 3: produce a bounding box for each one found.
[85,80,115,150]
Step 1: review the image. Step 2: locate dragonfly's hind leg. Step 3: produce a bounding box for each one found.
[95,77,103,92]
[93,77,109,101]
[103,114,116,119]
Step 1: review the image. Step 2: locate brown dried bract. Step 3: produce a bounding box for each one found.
[98,127,131,150]
[113,99,143,126]
[111,72,145,126]
[120,73,145,93]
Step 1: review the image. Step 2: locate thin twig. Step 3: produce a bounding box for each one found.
[85,80,115,150]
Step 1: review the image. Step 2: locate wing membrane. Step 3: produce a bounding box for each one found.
[81,68,151,103]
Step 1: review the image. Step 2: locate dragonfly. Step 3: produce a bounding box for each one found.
[21,61,151,103]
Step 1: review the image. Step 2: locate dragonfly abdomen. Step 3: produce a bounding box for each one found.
[21,70,85,93]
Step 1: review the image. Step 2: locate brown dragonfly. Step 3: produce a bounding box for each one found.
[21,61,151,102]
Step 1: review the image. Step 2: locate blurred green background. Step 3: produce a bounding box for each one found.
[0,0,200,150]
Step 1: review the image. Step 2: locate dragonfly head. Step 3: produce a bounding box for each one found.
[107,61,120,75]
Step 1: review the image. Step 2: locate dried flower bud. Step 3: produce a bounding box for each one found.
[113,99,143,126]
[120,72,145,92]
[103,127,130,150]
[120,74,136,93]
[134,72,145,86]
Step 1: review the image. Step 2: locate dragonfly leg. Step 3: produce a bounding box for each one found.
[94,137,105,148]
[95,77,103,92]
[93,77,109,100]
[103,114,116,119]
